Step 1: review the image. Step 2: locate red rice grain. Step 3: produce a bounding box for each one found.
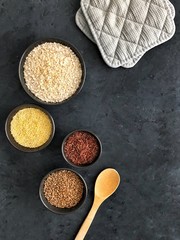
[64,131,100,165]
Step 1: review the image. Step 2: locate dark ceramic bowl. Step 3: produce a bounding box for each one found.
[19,38,86,105]
[5,104,55,152]
[39,168,88,214]
[62,130,102,168]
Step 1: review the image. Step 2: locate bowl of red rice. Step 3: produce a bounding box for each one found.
[62,130,102,168]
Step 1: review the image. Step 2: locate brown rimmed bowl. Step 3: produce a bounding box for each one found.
[19,38,86,105]
[5,104,55,152]
[39,168,88,214]
[62,130,102,168]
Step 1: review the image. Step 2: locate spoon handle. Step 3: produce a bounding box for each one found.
[75,198,101,240]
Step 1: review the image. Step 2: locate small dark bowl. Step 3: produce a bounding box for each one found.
[19,38,86,105]
[62,130,102,168]
[5,104,55,152]
[39,168,88,214]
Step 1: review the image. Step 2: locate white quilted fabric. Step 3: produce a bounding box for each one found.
[76,0,176,68]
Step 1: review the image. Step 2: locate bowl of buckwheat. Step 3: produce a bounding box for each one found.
[19,38,86,105]
[39,168,88,214]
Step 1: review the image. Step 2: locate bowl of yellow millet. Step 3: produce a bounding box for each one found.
[5,104,55,152]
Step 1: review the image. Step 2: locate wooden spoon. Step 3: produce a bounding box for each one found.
[75,168,120,240]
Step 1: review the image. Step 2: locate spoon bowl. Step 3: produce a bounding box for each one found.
[95,168,120,200]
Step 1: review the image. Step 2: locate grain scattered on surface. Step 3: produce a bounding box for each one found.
[23,42,83,103]
[10,108,52,148]
[44,170,84,208]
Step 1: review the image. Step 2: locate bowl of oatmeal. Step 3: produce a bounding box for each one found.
[19,38,86,105]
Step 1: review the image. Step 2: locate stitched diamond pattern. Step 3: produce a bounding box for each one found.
[80,0,175,68]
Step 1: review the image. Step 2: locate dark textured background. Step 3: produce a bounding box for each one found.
[0,0,180,239]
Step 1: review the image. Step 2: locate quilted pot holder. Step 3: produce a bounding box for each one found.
[76,0,176,68]
[76,0,175,68]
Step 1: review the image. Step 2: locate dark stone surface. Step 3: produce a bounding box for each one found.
[0,0,180,239]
